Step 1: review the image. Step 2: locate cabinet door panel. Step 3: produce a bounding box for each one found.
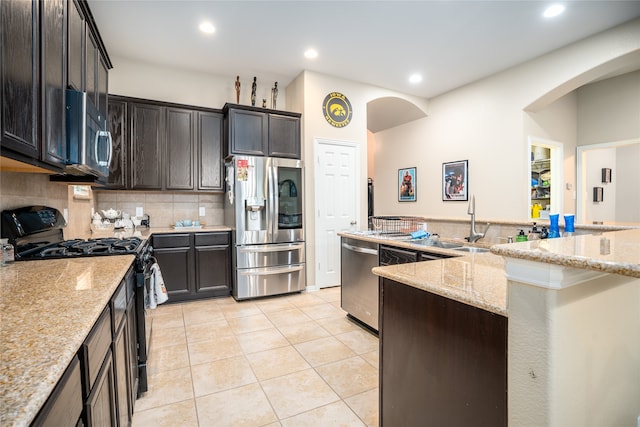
[113,321,131,427]
[67,0,84,91]
[130,103,163,190]
[107,98,127,188]
[268,114,300,159]
[85,351,116,427]
[198,111,223,191]
[41,0,66,166]
[31,355,83,427]
[85,30,97,107]
[195,245,230,297]
[1,0,40,157]
[228,109,267,156]
[154,247,193,300]
[97,56,108,121]
[165,108,195,190]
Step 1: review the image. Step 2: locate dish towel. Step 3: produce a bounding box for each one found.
[146,262,169,309]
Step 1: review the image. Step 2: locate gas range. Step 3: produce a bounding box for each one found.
[19,237,146,260]
[1,206,149,261]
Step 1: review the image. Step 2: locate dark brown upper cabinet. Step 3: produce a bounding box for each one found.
[165,107,196,190]
[107,98,128,189]
[130,102,164,190]
[197,111,224,191]
[223,103,301,159]
[67,0,84,91]
[41,0,67,167]
[105,96,224,192]
[1,0,110,172]
[1,0,42,162]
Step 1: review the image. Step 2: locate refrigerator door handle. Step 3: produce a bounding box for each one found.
[268,157,277,239]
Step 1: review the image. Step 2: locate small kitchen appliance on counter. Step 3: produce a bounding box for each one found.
[1,205,155,395]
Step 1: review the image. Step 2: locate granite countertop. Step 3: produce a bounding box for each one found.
[0,255,135,427]
[373,254,507,316]
[340,231,508,316]
[490,228,640,278]
[78,225,232,240]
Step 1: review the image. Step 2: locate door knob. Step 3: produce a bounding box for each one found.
[350,221,357,225]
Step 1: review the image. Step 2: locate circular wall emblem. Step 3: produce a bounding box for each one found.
[322,92,353,128]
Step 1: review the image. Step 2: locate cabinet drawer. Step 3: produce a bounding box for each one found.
[195,232,228,247]
[379,245,418,266]
[153,233,190,248]
[83,306,112,394]
[31,355,83,427]
[111,282,127,333]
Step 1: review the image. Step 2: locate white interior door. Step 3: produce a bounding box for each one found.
[315,139,359,289]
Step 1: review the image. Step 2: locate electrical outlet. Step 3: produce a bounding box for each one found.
[136,207,143,217]
[199,207,205,217]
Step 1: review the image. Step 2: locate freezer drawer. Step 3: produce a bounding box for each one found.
[235,242,305,269]
[234,263,305,300]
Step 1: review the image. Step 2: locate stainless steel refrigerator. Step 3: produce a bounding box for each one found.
[224,155,305,300]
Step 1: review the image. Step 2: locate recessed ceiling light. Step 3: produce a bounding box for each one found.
[199,21,215,34]
[304,48,318,59]
[543,4,565,18]
[409,74,422,84]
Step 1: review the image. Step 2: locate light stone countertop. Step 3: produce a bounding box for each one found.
[339,231,508,316]
[0,255,135,427]
[373,252,508,316]
[490,228,640,278]
[0,226,233,426]
[342,227,640,317]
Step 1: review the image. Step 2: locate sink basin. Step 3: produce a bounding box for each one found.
[412,239,463,249]
[453,246,490,253]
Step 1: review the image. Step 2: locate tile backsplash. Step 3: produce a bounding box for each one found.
[94,190,225,228]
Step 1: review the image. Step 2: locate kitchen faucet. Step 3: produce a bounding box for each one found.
[466,195,490,243]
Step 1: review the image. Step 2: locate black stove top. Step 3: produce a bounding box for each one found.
[17,237,146,260]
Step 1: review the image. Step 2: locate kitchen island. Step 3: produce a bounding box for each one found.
[369,228,640,427]
[0,255,135,427]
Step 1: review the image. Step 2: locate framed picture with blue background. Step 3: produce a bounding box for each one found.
[398,167,416,202]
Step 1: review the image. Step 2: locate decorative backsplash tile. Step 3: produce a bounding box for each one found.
[94,190,225,227]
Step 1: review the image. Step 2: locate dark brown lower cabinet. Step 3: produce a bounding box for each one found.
[85,350,116,427]
[31,355,83,427]
[152,232,231,303]
[379,278,507,427]
[153,233,193,301]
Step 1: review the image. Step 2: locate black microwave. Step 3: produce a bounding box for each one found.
[65,89,112,178]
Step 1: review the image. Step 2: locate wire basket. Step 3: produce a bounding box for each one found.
[371,216,423,235]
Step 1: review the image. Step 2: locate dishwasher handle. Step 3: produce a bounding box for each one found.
[342,242,378,256]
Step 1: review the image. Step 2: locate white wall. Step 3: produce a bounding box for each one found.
[616,144,640,222]
[508,272,640,426]
[108,56,288,111]
[577,71,640,146]
[373,19,640,222]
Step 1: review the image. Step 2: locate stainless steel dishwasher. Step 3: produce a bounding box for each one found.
[341,237,379,331]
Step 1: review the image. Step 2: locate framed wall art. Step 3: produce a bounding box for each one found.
[398,167,416,202]
[442,160,468,201]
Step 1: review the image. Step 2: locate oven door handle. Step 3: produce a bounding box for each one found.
[238,265,304,276]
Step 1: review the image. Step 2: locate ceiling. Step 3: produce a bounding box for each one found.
[88,1,640,100]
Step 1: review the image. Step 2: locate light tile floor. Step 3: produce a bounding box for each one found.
[132,287,379,427]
